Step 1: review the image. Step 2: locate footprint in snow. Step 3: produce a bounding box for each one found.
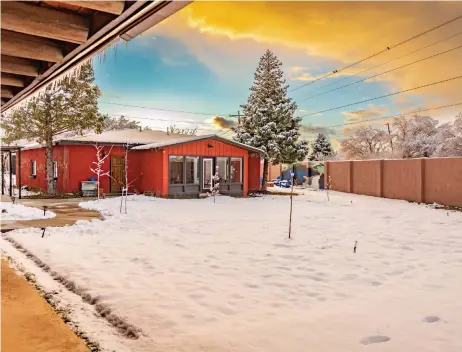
[360,335,391,345]
[423,316,440,323]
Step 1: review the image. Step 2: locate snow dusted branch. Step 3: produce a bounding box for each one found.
[208,166,220,203]
[90,144,113,199]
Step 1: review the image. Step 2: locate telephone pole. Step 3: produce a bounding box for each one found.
[228,110,241,124]
[385,122,394,153]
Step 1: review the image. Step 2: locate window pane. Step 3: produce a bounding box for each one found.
[169,156,184,184]
[185,157,199,184]
[231,158,242,183]
[53,161,58,178]
[216,157,229,183]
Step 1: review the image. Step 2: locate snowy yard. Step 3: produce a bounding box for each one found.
[1,192,462,351]
[1,202,55,221]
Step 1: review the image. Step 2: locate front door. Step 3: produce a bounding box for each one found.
[111,156,125,193]
[203,158,213,191]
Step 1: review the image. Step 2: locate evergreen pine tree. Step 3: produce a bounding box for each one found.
[234,49,309,190]
[309,133,335,161]
[1,62,103,194]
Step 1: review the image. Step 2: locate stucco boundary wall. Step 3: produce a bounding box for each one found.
[325,158,462,207]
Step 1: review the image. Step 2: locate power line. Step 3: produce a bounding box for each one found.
[108,113,216,125]
[289,14,462,93]
[323,102,462,129]
[304,30,462,94]
[298,75,462,118]
[99,101,224,116]
[299,44,462,102]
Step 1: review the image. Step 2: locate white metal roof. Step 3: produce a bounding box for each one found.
[59,129,196,145]
[132,134,264,154]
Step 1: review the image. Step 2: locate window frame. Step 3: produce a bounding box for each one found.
[185,156,200,185]
[216,157,230,184]
[230,157,243,184]
[169,155,185,185]
[31,160,37,178]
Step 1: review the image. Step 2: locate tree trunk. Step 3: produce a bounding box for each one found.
[261,158,269,191]
[45,131,56,195]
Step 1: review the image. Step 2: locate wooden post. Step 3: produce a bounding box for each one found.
[9,151,13,196]
[17,148,22,199]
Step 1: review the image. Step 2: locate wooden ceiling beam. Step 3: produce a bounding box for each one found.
[1,2,90,44]
[1,55,40,77]
[1,73,25,87]
[1,88,14,99]
[61,1,125,15]
[1,30,64,63]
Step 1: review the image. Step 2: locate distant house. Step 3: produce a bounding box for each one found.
[16,129,263,197]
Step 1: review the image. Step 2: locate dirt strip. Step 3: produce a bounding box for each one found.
[1,259,90,352]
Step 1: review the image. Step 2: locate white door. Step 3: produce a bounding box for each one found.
[203,158,213,190]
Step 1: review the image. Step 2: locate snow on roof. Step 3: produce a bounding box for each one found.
[6,129,264,154]
[132,134,264,153]
[59,129,195,145]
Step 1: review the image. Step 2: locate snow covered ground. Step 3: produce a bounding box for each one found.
[1,192,462,351]
[1,202,55,221]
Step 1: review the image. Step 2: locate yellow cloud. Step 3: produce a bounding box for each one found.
[342,104,389,123]
[157,1,462,103]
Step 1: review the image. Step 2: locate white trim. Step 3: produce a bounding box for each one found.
[53,161,58,179]
[31,160,37,176]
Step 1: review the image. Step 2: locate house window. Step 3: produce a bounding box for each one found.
[169,156,184,184]
[53,161,58,179]
[185,157,199,184]
[31,160,37,177]
[216,157,229,183]
[231,158,242,183]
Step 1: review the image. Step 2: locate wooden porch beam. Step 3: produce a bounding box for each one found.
[62,1,125,15]
[1,2,90,45]
[1,55,39,77]
[1,30,64,63]
[1,88,14,99]
[1,73,25,88]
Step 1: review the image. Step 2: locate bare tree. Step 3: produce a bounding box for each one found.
[90,144,113,199]
[120,143,141,213]
[340,126,389,160]
[392,115,439,158]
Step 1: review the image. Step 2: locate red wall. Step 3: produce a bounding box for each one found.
[132,149,164,196]
[161,139,254,197]
[19,145,134,194]
[248,154,261,191]
[17,139,261,197]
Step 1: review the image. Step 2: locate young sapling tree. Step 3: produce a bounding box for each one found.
[209,166,220,203]
[326,175,332,201]
[90,144,113,199]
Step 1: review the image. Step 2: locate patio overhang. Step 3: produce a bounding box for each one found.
[1,1,192,113]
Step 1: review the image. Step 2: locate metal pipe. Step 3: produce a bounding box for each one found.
[18,148,22,199]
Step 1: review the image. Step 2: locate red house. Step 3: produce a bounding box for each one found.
[17,129,262,197]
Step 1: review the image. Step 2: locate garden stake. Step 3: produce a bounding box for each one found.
[288,170,295,239]
[353,240,357,253]
[41,228,46,238]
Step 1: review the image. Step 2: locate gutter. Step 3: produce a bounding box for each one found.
[1,0,192,113]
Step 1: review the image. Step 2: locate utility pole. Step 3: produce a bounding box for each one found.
[385,122,394,153]
[228,111,241,124]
